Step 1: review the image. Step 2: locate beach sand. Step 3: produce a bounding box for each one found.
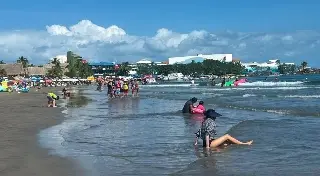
[0,88,84,176]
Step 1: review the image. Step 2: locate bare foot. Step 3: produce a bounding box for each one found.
[246,140,253,145]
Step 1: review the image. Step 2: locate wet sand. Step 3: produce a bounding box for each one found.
[0,88,84,176]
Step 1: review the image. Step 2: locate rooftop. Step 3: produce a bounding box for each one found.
[89,62,115,66]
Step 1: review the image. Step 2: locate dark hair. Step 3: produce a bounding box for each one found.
[191,97,197,103]
[199,101,204,105]
[204,109,222,120]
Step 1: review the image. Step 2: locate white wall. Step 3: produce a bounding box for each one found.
[168,56,198,65]
[168,54,233,65]
[197,54,233,62]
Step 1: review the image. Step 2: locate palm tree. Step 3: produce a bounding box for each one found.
[301,61,308,72]
[48,58,63,78]
[16,56,29,76]
[0,60,5,64]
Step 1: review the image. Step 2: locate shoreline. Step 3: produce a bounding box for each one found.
[0,88,84,176]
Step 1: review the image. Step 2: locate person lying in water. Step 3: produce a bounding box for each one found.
[195,109,253,148]
[192,101,206,114]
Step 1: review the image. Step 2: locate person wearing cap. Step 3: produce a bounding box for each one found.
[195,109,253,148]
[182,97,198,114]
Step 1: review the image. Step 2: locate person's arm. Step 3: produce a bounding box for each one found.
[189,104,194,111]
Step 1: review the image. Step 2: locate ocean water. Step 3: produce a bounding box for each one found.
[39,74,320,176]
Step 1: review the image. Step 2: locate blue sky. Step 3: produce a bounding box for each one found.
[0,0,320,66]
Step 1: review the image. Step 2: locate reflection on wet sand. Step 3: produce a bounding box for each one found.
[172,147,218,176]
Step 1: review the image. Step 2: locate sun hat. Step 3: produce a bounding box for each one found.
[204,109,222,118]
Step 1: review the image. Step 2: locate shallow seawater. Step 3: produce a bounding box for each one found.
[39,75,320,176]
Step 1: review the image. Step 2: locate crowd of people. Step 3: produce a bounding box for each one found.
[182,97,253,149]
[46,79,254,150]
[97,78,140,98]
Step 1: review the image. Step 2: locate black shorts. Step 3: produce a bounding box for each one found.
[47,96,54,101]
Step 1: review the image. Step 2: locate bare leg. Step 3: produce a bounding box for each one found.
[52,100,57,107]
[210,134,253,148]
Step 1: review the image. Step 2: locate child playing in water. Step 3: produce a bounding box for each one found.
[192,101,206,114]
[47,92,59,107]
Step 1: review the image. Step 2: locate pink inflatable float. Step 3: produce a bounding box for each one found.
[192,108,204,114]
[234,78,247,86]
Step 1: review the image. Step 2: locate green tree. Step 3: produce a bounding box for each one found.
[0,60,5,64]
[278,64,296,75]
[117,62,130,76]
[155,65,173,75]
[301,61,308,72]
[47,58,63,78]
[77,60,93,78]
[154,60,244,77]
[16,56,29,76]
[137,63,152,75]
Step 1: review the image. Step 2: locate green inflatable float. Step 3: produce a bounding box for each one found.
[224,79,235,87]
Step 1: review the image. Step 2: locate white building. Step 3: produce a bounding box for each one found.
[136,58,152,64]
[168,54,232,65]
[50,55,67,63]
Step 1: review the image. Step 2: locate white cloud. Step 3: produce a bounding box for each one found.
[0,19,319,66]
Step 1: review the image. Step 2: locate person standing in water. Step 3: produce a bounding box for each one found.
[221,78,226,87]
[195,109,253,148]
[122,81,129,97]
[134,80,139,97]
[182,97,198,114]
